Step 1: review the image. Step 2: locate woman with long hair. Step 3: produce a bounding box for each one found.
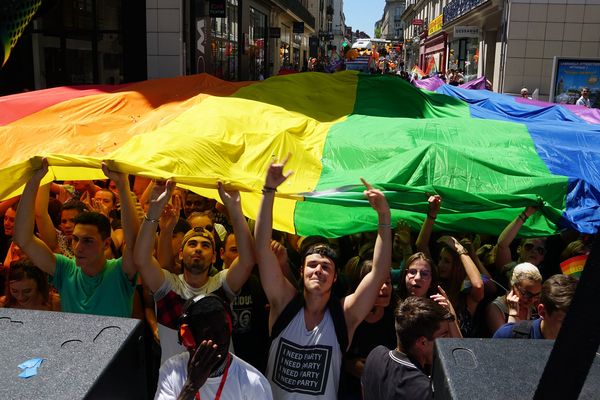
[0,259,60,311]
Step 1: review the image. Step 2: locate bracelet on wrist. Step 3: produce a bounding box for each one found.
[427,213,437,220]
[457,247,468,255]
[378,223,392,229]
[262,186,277,194]
[518,212,528,223]
[144,214,160,224]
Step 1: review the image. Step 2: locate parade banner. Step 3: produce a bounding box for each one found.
[1,71,599,237]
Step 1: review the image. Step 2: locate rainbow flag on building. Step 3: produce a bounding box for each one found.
[1,71,599,237]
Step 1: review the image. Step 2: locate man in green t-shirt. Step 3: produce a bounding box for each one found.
[14,159,139,317]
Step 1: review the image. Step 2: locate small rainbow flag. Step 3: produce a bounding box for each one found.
[560,254,588,279]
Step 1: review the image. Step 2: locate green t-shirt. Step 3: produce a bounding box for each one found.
[52,254,136,317]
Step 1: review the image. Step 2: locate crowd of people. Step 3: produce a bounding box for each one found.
[0,156,590,399]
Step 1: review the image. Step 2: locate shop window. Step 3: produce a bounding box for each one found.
[210,0,239,80]
[30,1,124,87]
[448,37,478,81]
[248,7,267,80]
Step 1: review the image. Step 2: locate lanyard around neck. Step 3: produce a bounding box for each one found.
[195,353,231,400]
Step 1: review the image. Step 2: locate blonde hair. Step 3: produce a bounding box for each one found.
[510,262,542,286]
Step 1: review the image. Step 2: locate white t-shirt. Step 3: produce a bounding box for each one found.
[266,308,342,400]
[154,270,235,364]
[155,352,273,400]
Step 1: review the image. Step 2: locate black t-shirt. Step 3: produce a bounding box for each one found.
[340,304,397,397]
[230,272,270,373]
[362,346,433,400]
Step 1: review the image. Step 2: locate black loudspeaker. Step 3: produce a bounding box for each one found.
[432,338,600,400]
[0,309,147,399]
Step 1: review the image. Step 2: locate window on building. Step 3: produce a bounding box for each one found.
[211,0,239,80]
[31,0,123,87]
[248,7,267,80]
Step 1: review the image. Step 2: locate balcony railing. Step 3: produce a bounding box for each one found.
[278,0,316,28]
[443,0,489,25]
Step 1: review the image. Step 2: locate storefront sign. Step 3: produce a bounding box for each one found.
[269,27,281,39]
[454,26,480,38]
[428,14,443,36]
[209,0,226,17]
[293,22,304,34]
[412,19,423,26]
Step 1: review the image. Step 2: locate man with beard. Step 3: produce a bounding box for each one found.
[134,181,255,364]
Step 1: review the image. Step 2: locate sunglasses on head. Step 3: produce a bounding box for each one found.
[523,243,546,255]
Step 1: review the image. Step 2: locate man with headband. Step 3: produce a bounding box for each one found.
[134,181,255,364]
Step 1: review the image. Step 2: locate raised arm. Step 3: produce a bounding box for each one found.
[102,164,139,280]
[219,182,255,293]
[157,193,182,272]
[14,159,57,275]
[343,179,392,340]
[495,206,537,269]
[438,235,484,306]
[254,157,296,327]
[133,181,174,292]
[415,195,441,258]
[34,183,59,252]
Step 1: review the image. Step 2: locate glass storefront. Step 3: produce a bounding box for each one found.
[210,0,239,80]
[32,0,123,87]
[248,7,266,80]
[448,37,479,81]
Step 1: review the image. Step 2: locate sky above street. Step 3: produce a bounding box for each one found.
[344,0,386,38]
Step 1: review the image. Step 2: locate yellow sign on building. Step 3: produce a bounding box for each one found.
[428,14,443,36]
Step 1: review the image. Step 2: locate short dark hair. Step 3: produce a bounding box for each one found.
[540,274,578,316]
[73,212,112,240]
[180,293,233,338]
[61,199,89,214]
[301,243,338,269]
[395,296,453,351]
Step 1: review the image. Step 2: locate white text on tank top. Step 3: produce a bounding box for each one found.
[267,308,342,399]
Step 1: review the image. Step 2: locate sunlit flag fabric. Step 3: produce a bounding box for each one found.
[1,71,599,238]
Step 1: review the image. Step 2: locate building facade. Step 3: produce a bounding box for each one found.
[380,0,406,43]
[398,0,600,100]
[0,0,319,95]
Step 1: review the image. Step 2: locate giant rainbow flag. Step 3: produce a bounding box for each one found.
[1,71,599,237]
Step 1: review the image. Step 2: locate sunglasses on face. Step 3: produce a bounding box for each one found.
[515,285,541,300]
[523,243,546,255]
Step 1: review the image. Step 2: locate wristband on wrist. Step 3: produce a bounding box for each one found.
[144,214,160,224]
[457,247,468,255]
[378,223,392,229]
[427,213,437,220]
[518,212,528,223]
[262,186,277,194]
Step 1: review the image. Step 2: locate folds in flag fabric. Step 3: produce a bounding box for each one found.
[1,71,599,238]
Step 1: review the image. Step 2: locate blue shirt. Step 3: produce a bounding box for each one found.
[493,318,543,339]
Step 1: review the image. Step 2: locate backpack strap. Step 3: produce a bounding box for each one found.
[511,320,534,339]
[270,292,349,354]
[270,292,304,340]
[327,295,349,353]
